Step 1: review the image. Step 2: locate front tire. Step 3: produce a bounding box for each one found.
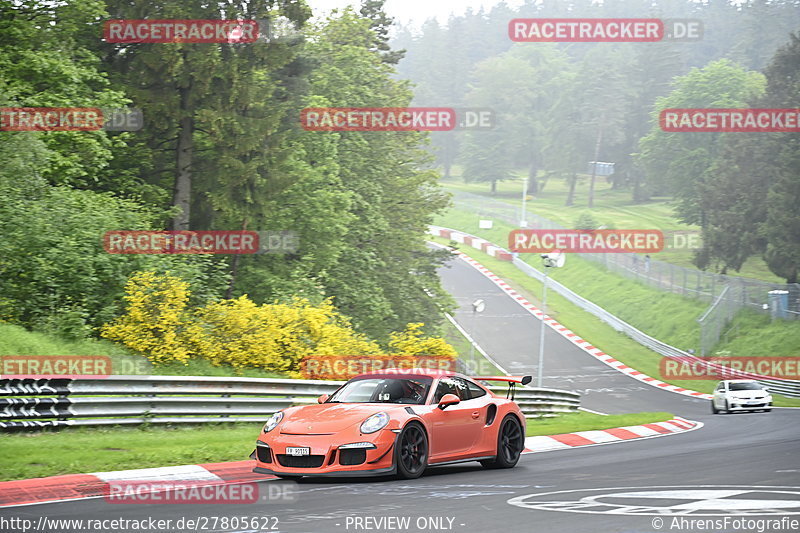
[711,400,719,414]
[395,423,428,479]
[481,415,524,469]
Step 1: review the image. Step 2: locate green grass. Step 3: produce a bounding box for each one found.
[0,411,677,481]
[0,423,262,481]
[0,323,285,379]
[525,411,674,437]
[154,359,286,379]
[0,323,133,358]
[428,235,800,408]
[441,172,785,283]
[715,311,800,360]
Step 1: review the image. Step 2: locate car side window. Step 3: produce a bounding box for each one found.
[464,379,486,399]
[433,377,470,402]
[715,383,725,392]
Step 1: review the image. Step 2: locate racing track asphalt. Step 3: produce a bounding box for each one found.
[2,251,798,533]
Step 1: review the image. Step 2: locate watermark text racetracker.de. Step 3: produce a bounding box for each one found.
[103,19,259,43]
[509,229,663,254]
[509,229,702,253]
[103,230,298,254]
[509,18,703,42]
[300,107,494,131]
[102,479,297,505]
[661,356,800,380]
[0,355,150,378]
[300,354,500,380]
[660,108,800,132]
[0,107,143,131]
[1,355,110,378]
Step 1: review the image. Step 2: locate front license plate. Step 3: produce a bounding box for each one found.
[286,447,310,456]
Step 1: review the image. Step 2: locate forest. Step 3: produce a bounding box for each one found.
[393,0,800,281]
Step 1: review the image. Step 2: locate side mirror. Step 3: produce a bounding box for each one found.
[438,393,460,410]
[317,394,329,404]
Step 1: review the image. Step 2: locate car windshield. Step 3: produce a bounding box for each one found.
[327,377,433,405]
[729,382,764,391]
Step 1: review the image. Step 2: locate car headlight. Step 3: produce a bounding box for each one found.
[263,411,284,433]
[360,412,389,434]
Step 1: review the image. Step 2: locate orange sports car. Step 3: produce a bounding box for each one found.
[251,368,529,479]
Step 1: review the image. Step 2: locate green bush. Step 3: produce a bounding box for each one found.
[0,183,229,336]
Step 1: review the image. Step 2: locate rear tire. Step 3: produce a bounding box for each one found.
[395,423,428,479]
[481,415,524,469]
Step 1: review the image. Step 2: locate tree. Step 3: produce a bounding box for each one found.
[460,44,571,194]
[359,0,405,65]
[0,0,130,189]
[637,59,766,225]
[619,41,685,202]
[562,44,630,208]
[698,134,771,273]
[300,9,454,339]
[697,33,800,282]
[760,33,800,283]
[103,0,311,231]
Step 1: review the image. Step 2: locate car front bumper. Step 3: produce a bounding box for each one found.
[727,401,772,410]
[252,429,399,477]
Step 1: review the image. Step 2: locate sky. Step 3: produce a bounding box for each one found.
[306,0,526,26]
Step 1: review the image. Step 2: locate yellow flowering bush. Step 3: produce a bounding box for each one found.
[102,273,457,376]
[100,271,193,365]
[189,296,382,374]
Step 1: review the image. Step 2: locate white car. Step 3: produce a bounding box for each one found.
[711,380,772,414]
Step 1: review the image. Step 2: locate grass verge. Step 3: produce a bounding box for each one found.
[525,411,674,437]
[0,423,261,482]
[0,323,285,379]
[441,174,783,283]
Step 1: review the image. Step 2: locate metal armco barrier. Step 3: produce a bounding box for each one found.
[429,226,800,399]
[0,375,580,430]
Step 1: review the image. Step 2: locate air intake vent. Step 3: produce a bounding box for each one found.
[276,455,325,468]
[339,449,366,466]
[256,446,273,464]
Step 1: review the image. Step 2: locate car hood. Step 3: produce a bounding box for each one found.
[279,403,403,435]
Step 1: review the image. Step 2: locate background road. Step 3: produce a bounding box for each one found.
[2,253,797,533]
[438,252,706,416]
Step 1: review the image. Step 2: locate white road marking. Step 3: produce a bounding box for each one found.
[508,486,800,516]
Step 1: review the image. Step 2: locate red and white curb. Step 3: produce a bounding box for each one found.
[428,226,713,401]
[0,460,262,508]
[431,226,514,261]
[522,416,702,453]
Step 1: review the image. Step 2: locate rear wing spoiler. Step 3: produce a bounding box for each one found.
[473,375,532,400]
